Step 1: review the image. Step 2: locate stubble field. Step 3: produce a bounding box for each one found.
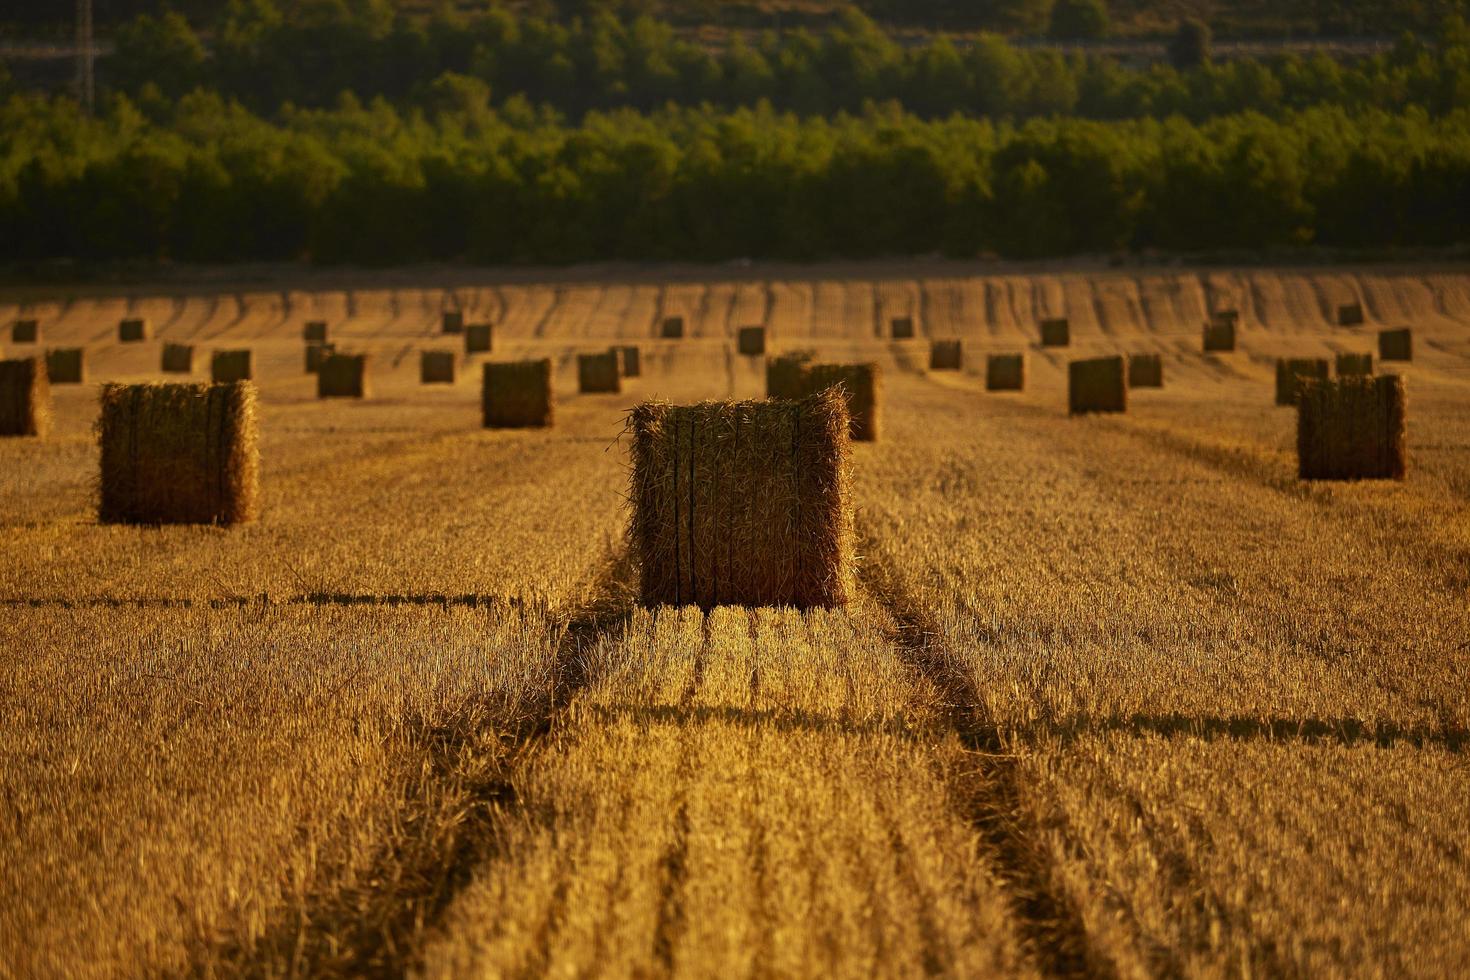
[2,262,1468,978]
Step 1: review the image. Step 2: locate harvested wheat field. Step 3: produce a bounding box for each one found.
[2,262,1469,979]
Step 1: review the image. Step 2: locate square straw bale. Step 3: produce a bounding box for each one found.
[465,323,493,354]
[1040,318,1070,347]
[1337,303,1366,327]
[986,354,1026,391]
[421,350,457,384]
[119,318,150,342]
[318,353,370,398]
[483,360,553,428]
[11,319,39,343]
[737,326,766,356]
[303,321,328,343]
[929,339,963,371]
[161,343,194,374]
[578,352,622,394]
[1068,356,1127,415]
[612,345,642,378]
[1378,329,1412,362]
[890,316,915,339]
[804,362,881,442]
[765,351,816,400]
[1203,320,1236,352]
[1297,375,1406,480]
[661,316,685,339]
[0,357,51,437]
[211,350,254,384]
[305,342,336,373]
[1275,358,1330,406]
[97,381,259,524]
[1336,352,1374,376]
[46,348,85,384]
[1127,353,1163,388]
[629,388,853,608]
[1211,309,1240,328]
[442,311,464,335]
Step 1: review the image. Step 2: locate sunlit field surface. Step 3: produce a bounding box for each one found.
[2,263,1468,978]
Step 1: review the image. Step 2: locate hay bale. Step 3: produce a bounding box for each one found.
[890,316,915,339]
[318,353,369,398]
[483,360,553,428]
[442,311,464,335]
[303,321,328,343]
[1337,303,1366,327]
[161,343,194,374]
[612,345,642,378]
[1068,356,1126,415]
[1127,353,1163,388]
[629,388,853,609]
[737,326,766,356]
[1379,328,1413,362]
[1041,318,1070,347]
[986,354,1026,391]
[661,316,685,339]
[1275,358,1330,406]
[11,319,39,343]
[804,362,881,442]
[578,352,622,394]
[465,324,493,354]
[765,351,816,400]
[305,342,336,373]
[1211,309,1240,328]
[929,339,963,371]
[119,318,150,342]
[0,357,50,437]
[1297,375,1406,481]
[1203,320,1236,352]
[421,350,457,384]
[97,381,259,524]
[211,350,254,384]
[1336,352,1374,376]
[46,348,85,384]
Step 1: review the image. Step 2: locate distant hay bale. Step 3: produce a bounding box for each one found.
[161,343,194,374]
[765,351,816,400]
[1337,303,1365,327]
[1297,375,1406,481]
[303,321,328,343]
[211,350,254,384]
[1127,353,1164,388]
[578,351,622,393]
[421,350,457,384]
[465,323,493,354]
[46,348,85,384]
[1068,356,1126,415]
[1202,319,1236,352]
[986,353,1026,391]
[804,362,881,442]
[1211,309,1240,328]
[629,388,853,608]
[119,318,150,342]
[1041,318,1070,347]
[318,353,369,398]
[305,342,335,373]
[97,381,259,524]
[1378,328,1412,362]
[661,316,685,339]
[612,345,642,378]
[737,326,766,356]
[11,319,39,343]
[483,359,553,428]
[442,311,464,335]
[929,339,963,371]
[1275,358,1330,406]
[1336,352,1374,376]
[890,316,915,339]
[0,357,51,437]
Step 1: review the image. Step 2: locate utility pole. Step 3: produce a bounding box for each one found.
[76,0,95,113]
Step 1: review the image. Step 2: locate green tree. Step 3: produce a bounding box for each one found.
[111,12,208,97]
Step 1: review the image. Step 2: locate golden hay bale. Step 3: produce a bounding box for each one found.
[161,343,194,374]
[421,350,457,384]
[483,360,553,428]
[465,323,493,354]
[890,316,916,339]
[1211,309,1240,328]
[737,326,766,356]
[804,362,881,442]
[1127,353,1164,388]
[1335,352,1374,376]
[1297,375,1406,481]
[629,388,853,608]
[119,318,150,342]
[11,319,39,343]
[1337,303,1366,327]
[765,351,816,400]
[442,311,464,335]
[986,353,1026,391]
[1378,328,1412,362]
[661,316,685,339]
[305,342,335,374]
[578,351,622,394]
[211,350,254,384]
[612,345,642,378]
[303,321,328,343]
[1068,356,1126,415]
[1202,320,1236,352]
[97,381,259,524]
[929,339,963,371]
[0,357,51,438]
[46,348,85,384]
[318,353,370,398]
[1275,358,1330,406]
[1040,318,1070,347]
